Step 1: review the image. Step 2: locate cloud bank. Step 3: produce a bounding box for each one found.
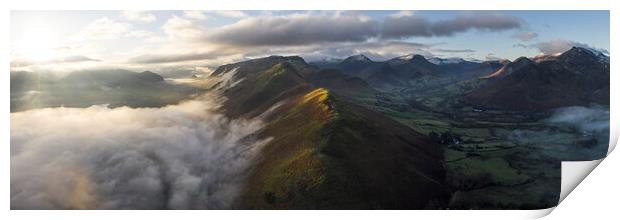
[214,11,248,18]
[183,11,209,20]
[508,106,609,160]
[206,13,522,47]
[547,105,609,134]
[121,11,156,23]
[11,55,100,68]
[382,13,522,39]
[9,11,532,74]
[15,11,608,77]
[77,17,133,40]
[207,14,380,46]
[532,39,610,55]
[512,31,538,41]
[11,96,269,209]
[546,105,610,159]
[128,52,222,64]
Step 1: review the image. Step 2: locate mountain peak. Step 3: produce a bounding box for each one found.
[343,54,372,63]
[513,56,533,65]
[265,55,307,64]
[408,54,435,66]
[560,46,609,63]
[395,53,429,61]
[138,70,164,81]
[565,46,590,54]
[410,54,427,61]
[561,47,592,58]
[481,57,533,79]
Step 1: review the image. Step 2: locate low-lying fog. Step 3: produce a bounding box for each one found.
[10,94,269,209]
[509,105,610,160]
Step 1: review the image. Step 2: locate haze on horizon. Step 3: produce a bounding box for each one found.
[11,10,609,76]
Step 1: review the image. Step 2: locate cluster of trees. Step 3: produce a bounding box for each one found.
[428,131,463,146]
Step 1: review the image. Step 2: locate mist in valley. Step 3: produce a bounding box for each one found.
[10,93,270,209]
[507,105,610,160]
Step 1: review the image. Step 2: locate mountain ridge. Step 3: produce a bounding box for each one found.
[467,47,610,111]
[207,56,451,209]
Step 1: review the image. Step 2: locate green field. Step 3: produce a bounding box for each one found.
[354,78,606,209]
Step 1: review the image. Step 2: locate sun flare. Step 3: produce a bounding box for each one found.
[13,23,57,61]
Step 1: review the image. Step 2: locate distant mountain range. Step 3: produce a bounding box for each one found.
[311,47,609,111]
[467,47,609,111]
[10,69,197,112]
[313,53,506,87]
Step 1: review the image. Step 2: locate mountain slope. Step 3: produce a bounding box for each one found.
[10,69,197,112]
[209,56,450,209]
[481,57,533,79]
[63,69,165,86]
[467,47,610,111]
[389,54,444,74]
[300,68,376,98]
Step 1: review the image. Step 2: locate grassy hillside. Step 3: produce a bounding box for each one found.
[236,88,450,209]
[209,57,450,209]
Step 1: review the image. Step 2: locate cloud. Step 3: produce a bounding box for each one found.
[485,53,501,60]
[183,12,520,63]
[382,13,522,39]
[126,30,154,38]
[52,45,86,51]
[512,43,528,49]
[547,106,609,134]
[9,59,35,68]
[49,12,531,74]
[503,105,609,161]
[532,39,608,55]
[183,11,209,20]
[10,95,269,209]
[388,10,415,18]
[128,52,222,64]
[206,14,380,46]
[131,35,431,65]
[512,31,538,41]
[121,11,156,22]
[214,11,248,18]
[78,12,528,70]
[546,105,609,159]
[77,17,132,40]
[163,16,206,39]
[51,55,100,63]
[434,48,475,53]
[532,39,576,54]
[11,55,100,67]
[194,66,213,75]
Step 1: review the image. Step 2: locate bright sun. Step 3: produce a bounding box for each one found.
[14,24,58,61]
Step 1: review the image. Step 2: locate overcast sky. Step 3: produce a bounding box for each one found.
[10,10,610,75]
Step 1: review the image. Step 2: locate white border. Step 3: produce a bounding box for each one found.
[1,0,616,10]
[2,0,617,219]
